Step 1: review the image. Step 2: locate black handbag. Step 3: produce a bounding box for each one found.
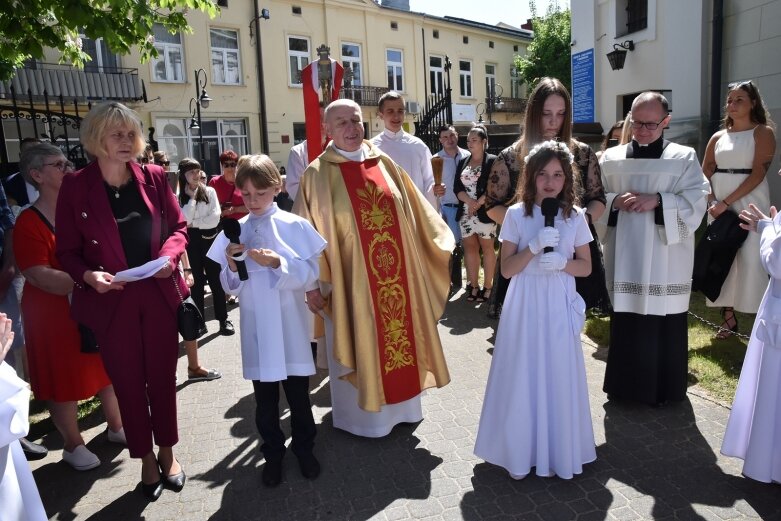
[692,210,749,301]
[78,323,100,353]
[173,274,205,341]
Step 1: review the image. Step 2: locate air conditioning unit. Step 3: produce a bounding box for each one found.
[405,101,420,114]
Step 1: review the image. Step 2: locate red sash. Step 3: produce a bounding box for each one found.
[339,159,421,404]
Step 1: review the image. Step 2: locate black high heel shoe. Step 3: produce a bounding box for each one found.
[160,463,186,492]
[466,284,479,301]
[140,478,163,501]
[716,307,738,339]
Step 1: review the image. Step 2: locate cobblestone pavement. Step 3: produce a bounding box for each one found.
[27,291,781,520]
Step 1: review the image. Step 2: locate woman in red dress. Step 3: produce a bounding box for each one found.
[14,143,124,471]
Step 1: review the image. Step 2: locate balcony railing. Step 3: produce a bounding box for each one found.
[491,97,527,114]
[339,85,390,107]
[0,62,142,102]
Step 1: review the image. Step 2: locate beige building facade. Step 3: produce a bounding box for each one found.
[0,0,531,175]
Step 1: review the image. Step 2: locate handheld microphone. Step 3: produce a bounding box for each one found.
[540,198,560,254]
[222,219,248,281]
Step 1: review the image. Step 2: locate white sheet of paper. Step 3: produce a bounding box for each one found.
[112,256,170,283]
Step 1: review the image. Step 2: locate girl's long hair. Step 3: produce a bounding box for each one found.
[723,80,774,129]
[514,141,581,217]
[515,77,573,163]
[177,158,210,206]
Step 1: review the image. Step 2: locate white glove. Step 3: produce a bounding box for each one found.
[540,251,567,271]
[528,227,560,255]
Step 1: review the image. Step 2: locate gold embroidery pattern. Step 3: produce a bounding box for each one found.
[358,182,415,374]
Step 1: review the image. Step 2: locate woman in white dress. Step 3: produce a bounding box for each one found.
[474,140,596,480]
[702,80,776,338]
[721,202,781,483]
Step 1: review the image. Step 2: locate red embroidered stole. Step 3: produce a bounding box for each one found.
[339,159,421,404]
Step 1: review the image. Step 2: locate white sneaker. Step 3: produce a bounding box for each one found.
[62,445,100,471]
[106,427,127,445]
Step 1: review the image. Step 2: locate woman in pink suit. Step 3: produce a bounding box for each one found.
[55,102,189,501]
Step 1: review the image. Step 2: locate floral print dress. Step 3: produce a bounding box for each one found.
[459,164,496,239]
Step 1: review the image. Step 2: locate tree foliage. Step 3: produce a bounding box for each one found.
[514,0,572,92]
[0,0,219,81]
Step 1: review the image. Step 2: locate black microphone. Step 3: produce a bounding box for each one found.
[540,198,560,254]
[222,219,248,281]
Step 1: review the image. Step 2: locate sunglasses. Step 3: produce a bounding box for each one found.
[156,160,170,166]
[222,162,237,168]
[140,157,150,163]
[728,80,754,90]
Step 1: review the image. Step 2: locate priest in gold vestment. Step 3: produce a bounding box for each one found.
[293,99,454,437]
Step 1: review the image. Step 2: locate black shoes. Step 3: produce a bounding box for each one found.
[20,437,48,461]
[297,453,321,480]
[141,479,164,501]
[197,325,208,338]
[162,468,186,492]
[262,459,283,487]
[219,320,235,336]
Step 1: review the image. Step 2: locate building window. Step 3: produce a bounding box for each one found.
[459,60,472,98]
[510,66,523,99]
[463,36,469,44]
[489,41,494,49]
[292,6,302,14]
[617,0,648,36]
[391,21,398,30]
[341,42,363,88]
[293,123,307,145]
[287,36,310,86]
[485,64,496,99]
[386,48,404,91]
[150,24,183,83]
[156,117,249,174]
[514,45,519,52]
[433,30,439,39]
[210,28,241,85]
[429,55,444,97]
[81,35,120,72]
[217,0,227,6]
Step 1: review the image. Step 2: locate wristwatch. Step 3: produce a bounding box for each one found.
[656,193,662,207]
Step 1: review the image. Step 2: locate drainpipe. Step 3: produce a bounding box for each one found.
[253,0,269,153]
[709,0,724,136]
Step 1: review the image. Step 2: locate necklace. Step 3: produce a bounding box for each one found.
[105,176,131,199]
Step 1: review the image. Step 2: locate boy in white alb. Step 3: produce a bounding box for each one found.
[207,154,326,488]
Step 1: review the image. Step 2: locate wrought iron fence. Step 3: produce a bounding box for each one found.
[339,85,390,107]
[0,85,91,175]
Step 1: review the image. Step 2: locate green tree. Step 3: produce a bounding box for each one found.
[0,0,219,81]
[514,0,572,92]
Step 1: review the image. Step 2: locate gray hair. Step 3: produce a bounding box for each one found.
[19,143,64,189]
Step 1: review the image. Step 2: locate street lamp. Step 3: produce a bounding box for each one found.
[606,40,635,71]
[190,68,212,166]
[476,83,504,124]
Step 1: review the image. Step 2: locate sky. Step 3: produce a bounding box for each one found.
[406,0,570,29]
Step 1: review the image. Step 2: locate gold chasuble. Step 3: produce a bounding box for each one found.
[294,141,454,412]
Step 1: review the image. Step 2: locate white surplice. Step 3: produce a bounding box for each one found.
[207,204,326,382]
[598,142,709,316]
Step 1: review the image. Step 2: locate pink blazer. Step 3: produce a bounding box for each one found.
[55,161,189,335]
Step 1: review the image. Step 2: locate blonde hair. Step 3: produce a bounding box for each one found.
[235,154,282,190]
[80,102,145,159]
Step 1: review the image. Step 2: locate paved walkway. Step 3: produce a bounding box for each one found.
[27,291,780,520]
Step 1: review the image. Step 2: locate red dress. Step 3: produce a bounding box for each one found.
[14,208,111,401]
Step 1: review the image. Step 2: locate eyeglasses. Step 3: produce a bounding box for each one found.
[630,117,667,131]
[42,160,75,171]
[140,157,150,163]
[222,162,237,168]
[199,175,207,181]
[155,160,170,166]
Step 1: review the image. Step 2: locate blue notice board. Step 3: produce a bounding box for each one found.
[572,49,595,123]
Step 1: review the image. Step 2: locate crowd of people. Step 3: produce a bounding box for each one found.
[2,76,780,516]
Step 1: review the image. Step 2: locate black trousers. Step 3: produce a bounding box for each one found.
[252,376,316,462]
[603,311,689,405]
[186,227,227,323]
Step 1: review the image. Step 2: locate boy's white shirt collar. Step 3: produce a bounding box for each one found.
[382,128,404,140]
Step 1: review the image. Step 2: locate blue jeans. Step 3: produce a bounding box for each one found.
[441,204,462,244]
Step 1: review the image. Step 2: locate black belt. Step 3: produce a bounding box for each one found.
[715,168,752,174]
[191,227,220,239]
[442,203,460,208]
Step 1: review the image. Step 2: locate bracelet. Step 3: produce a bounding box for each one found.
[183,268,192,272]
[722,199,731,207]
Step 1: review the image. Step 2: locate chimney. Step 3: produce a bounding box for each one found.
[381,0,410,10]
[521,18,533,30]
